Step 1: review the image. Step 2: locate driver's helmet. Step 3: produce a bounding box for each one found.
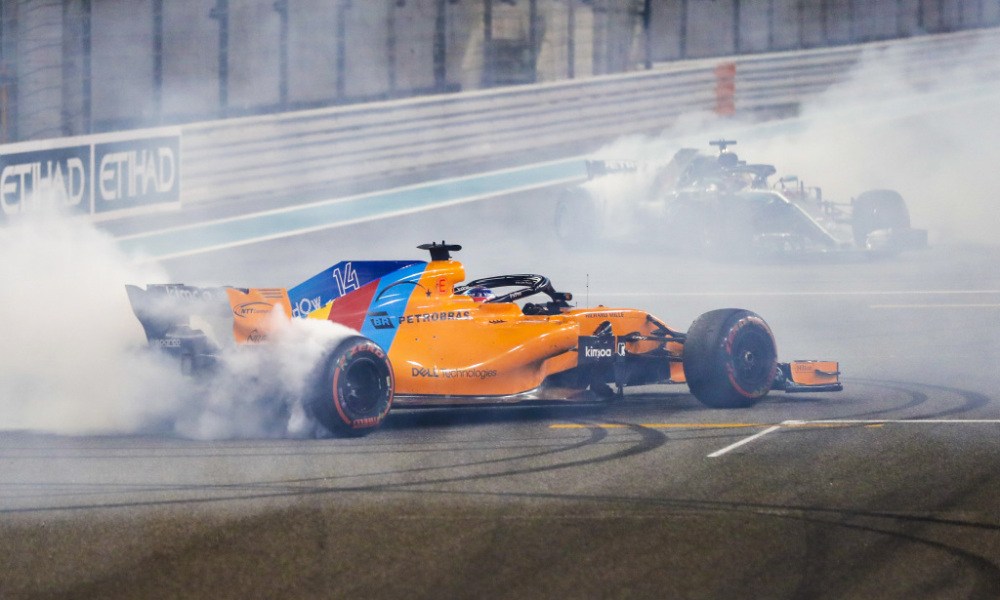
[465,286,495,303]
[718,151,738,168]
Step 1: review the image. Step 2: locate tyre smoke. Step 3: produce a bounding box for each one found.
[0,208,353,439]
[583,34,1000,246]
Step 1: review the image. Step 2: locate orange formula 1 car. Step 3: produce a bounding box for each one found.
[127,242,841,436]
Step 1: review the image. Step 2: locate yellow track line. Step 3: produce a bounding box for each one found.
[549,422,862,430]
[549,423,764,430]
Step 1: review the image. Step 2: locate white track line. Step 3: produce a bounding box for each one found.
[796,419,1000,425]
[707,419,1000,458]
[707,425,783,458]
[598,290,1000,298]
[870,303,1000,309]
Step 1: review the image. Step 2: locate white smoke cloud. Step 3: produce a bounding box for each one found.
[0,208,173,434]
[585,33,1000,245]
[173,311,356,440]
[0,208,353,439]
[732,37,1000,245]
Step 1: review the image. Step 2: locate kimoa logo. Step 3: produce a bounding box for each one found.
[585,346,613,358]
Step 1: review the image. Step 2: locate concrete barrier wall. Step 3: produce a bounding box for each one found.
[178,29,1000,207]
[4,1,997,145]
[3,28,998,219]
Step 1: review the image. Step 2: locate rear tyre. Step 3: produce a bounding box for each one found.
[852,189,910,248]
[682,309,778,408]
[309,336,394,437]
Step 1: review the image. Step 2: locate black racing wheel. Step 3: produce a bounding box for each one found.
[309,336,394,436]
[682,309,778,408]
[851,189,910,248]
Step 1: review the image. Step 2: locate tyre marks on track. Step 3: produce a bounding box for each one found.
[0,421,667,514]
[712,379,995,456]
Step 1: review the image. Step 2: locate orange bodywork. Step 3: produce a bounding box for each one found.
[383,260,679,399]
[226,288,292,344]
[224,259,684,402]
[129,247,842,411]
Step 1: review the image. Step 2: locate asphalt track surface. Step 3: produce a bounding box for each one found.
[4,193,1000,599]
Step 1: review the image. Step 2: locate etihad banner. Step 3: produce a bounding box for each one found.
[0,129,180,218]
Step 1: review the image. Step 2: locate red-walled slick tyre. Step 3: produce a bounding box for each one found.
[310,336,394,437]
[682,309,778,408]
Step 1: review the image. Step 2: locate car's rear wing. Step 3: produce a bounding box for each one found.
[125,284,237,371]
[126,283,301,346]
[585,159,640,178]
[585,148,700,181]
[126,283,306,373]
[125,284,233,345]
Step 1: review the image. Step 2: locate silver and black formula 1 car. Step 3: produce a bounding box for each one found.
[555,140,927,257]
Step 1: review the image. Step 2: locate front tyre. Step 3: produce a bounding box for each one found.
[310,336,394,437]
[851,189,910,248]
[682,309,778,408]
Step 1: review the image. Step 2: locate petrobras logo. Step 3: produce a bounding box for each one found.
[367,311,395,330]
[398,310,472,325]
